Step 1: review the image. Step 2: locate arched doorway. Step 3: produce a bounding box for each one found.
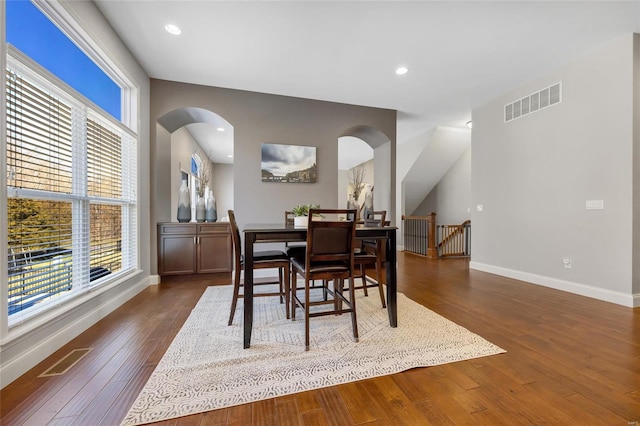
[338,126,393,223]
[155,107,234,224]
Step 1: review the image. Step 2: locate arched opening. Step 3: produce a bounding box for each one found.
[338,136,373,215]
[155,107,234,223]
[338,126,392,222]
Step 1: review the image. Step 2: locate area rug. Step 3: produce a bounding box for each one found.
[121,284,505,425]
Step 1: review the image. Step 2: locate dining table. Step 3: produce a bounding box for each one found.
[242,221,398,348]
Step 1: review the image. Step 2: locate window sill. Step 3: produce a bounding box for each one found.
[3,269,145,346]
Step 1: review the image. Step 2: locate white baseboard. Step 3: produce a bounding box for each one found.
[469,261,638,308]
[1,275,149,389]
[149,274,161,285]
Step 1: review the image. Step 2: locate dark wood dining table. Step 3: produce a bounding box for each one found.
[242,222,398,348]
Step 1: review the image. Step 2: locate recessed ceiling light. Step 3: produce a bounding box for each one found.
[217,127,225,132]
[227,154,233,158]
[165,24,181,35]
[395,66,409,76]
[466,121,473,129]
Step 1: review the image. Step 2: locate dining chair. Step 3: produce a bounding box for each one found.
[290,208,358,350]
[227,210,291,326]
[353,210,387,308]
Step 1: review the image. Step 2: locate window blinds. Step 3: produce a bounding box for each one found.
[6,52,137,325]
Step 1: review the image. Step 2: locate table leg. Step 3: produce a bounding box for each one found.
[243,232,255,348]
[385,229,397,327]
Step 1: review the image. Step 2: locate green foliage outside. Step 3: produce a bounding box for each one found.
[7,198,72,253]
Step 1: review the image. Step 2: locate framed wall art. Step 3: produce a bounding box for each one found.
[261,143,317,183]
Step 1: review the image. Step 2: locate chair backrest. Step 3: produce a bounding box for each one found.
[227,210,242,267]
[305,209,357,268]
[364,210,387,228]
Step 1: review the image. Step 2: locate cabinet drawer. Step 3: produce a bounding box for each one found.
[197,223,230,235]
[159,223,196,235]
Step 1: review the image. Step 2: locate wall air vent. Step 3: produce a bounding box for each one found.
[505,82,561,123]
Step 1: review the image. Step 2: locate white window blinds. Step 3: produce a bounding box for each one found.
[6,51,137,325]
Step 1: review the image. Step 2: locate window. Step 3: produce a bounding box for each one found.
[6,1,121,120]
[190,154,202,218]
[5,2,137,324]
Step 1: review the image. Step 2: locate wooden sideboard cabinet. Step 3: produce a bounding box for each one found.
[157,223,233,275]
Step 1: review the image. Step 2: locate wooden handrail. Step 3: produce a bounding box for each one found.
[438,219,470,248]
[437,220,471,257]
[403,215,471,258]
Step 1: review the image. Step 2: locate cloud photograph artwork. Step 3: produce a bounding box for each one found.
[261,143,317,183]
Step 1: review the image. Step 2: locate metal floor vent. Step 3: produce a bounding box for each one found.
[505,82,561,123]
[38,348,92,378]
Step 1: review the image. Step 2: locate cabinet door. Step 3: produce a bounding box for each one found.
[158,224,197,275]
[197,224,233,273]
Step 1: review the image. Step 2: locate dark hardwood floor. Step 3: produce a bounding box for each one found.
[2,252,639,425]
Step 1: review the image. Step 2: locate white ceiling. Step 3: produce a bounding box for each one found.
[94,0,640,163]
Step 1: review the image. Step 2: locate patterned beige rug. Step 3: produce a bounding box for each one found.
[121,284,505,425]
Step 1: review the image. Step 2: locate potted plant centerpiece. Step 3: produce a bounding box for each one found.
[291,203,320,228]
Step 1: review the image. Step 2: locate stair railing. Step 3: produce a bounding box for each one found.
[402,213,438,257]
[437,220,471,257]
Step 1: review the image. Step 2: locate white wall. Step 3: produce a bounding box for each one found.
[396,128,436,247]
[471,33,636,307]
[413,147,471,225]
[396,127,471,247]
[0,1,151,388]
[402,127,470,216]
[212,163,234,221]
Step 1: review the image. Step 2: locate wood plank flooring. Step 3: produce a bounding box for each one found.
[1,252,639,425]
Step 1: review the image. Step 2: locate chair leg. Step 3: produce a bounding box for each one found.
[284,265,291,319]
[348,275,359,342]
[360,264,369,296]
[304,278,311,351]
[291,268,297,320]
[333,279,341,314]
[375,258,386,308]
[227,269,241,326]
[278,268,284,304]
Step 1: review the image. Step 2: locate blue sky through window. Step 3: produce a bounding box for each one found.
[6,1,121,120]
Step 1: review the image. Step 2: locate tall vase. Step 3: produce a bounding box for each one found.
[347,195,357,221]
[363,186,374,220]
[177,181,191,222]
[196,195,206,222]
[205,190,217,222]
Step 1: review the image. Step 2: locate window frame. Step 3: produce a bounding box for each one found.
[3,1,140,328]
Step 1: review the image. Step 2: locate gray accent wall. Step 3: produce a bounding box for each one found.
[471,33,637,307]
[150,79,396,273]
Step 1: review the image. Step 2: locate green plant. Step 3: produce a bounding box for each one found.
[291,203,320,217]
